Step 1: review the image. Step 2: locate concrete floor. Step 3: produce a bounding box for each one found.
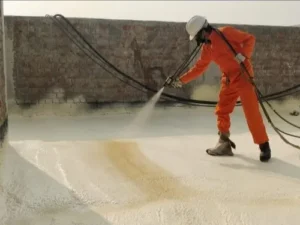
[1,105,300,225]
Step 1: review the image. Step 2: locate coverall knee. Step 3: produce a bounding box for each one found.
[215,73,269,145]
[215,76,239,134]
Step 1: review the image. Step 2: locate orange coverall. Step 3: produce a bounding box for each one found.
[179,26,268,145]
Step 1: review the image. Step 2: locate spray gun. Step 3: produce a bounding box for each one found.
[162,75,183,89]
[163,75,175,87]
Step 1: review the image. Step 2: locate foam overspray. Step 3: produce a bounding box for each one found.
[121,87,165,138]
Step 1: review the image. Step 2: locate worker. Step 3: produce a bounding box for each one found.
[167,15,271,162]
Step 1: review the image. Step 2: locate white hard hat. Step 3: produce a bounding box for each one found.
[186,15,208,41]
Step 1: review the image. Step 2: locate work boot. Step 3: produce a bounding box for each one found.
[206,132,236,156]
[259,142,271,162]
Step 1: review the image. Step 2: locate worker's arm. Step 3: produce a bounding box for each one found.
[179,45,212,84]
[223,26,256,59]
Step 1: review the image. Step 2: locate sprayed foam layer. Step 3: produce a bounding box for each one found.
[1,132,300,224]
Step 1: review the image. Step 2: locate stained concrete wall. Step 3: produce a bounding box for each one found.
[5,16,191,107]
[4,15,300,108]
[0,0,8,144]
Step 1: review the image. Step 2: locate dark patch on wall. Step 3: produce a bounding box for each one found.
[0,2,8,137]
[0,117,8,146]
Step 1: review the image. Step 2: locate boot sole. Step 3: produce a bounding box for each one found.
[260,151,271,162]
[206,149,234,156]
[260,156,271,162]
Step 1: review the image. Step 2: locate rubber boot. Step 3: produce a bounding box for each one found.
[206,132,236,156]
[259,142,271,162]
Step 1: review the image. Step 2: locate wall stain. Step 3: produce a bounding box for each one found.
[130,37,167,99]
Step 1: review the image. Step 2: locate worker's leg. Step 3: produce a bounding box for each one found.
[236,76,268,144]
[236,73,271,162]
[206,76,239,156]
[215,77,239,134]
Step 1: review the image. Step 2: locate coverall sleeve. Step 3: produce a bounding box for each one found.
[179,45,212,84]
[223,26,256,59]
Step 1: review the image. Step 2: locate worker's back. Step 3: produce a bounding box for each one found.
[206,26,254,76]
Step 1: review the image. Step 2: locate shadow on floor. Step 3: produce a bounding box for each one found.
[219,154,300,182]
[0,144,111,225]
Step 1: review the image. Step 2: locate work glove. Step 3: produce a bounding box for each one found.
[166,77,183,88]
[235,53,246,64]
[172,78,183,88]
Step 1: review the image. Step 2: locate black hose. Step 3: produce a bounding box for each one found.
[46,15,211,106]
[46,15,172,102]
[50,14,219,106]
[48,14,300,107]
[171,44,203,80]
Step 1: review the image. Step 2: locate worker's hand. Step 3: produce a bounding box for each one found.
[166,77,183,88]
[235,53,246,64]
[172,79,183,88]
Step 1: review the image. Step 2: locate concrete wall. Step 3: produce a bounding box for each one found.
[4,15,300,108]
[0,0,8,144]
[5,15,191,107]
